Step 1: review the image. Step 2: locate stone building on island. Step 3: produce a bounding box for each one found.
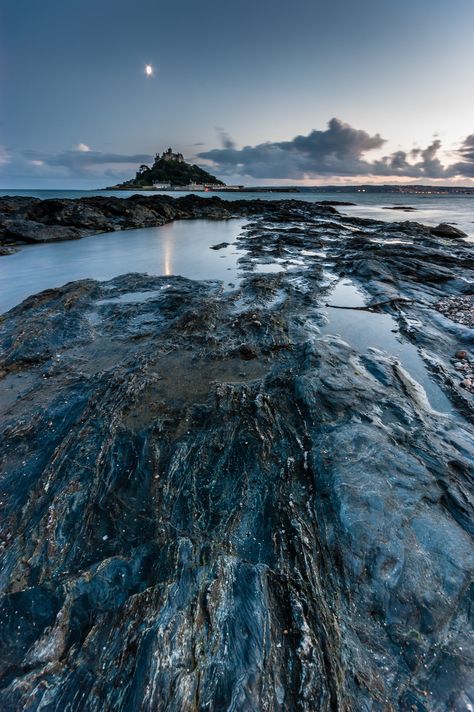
[158,147,184,164]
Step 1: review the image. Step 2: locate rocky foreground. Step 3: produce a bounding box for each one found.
[0,197,473,711]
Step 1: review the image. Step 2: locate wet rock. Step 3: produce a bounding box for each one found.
[210,241,231,250]
[315,200,357,206]
[237,342,260,359]
[0,246,18,255]
[383,204,418,212]
[430,223,468,239]
[0,195,341,250]
[1,218,85,243]
[0,200,473,710]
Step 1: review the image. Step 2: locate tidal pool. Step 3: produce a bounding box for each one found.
[320,278,453,413]
[0,219,247,313]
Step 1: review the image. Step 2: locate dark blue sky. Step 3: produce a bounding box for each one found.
[1,0,473,186]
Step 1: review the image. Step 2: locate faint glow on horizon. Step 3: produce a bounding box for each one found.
[76,143,91,152]
[145,64,153,76]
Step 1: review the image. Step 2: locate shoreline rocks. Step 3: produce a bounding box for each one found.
[435,294,474,329]
[430,222,468,239]
[452,349,474,393]
[0,200,473,710]
[383,204,418,212]
[1,194,469,254]
[0,194,338,249]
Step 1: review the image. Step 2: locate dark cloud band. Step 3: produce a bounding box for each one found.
[198,118,473,180]
[2,120,473,182]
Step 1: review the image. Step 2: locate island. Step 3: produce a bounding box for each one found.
[106,148,300,193]
[107,147,227,191]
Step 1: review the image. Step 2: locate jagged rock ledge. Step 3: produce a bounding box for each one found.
[0,202,473,710]
[0,194,467,251]
[0,195,327,249]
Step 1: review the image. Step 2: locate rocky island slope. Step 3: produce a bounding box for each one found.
[107,148,225,190]
[0,198,473,710]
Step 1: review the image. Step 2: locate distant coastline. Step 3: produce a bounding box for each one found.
[299,184,474,195]
[104,184,300,193]
[103,183,474,195]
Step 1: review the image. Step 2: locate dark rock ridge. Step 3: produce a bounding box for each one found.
[383,205,418,212]
[0,194,467,250]
[430,222,468,239]
[0,200,473,710]
[0,194,334,248]
[310,200,357,207]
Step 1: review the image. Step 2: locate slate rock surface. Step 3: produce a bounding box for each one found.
[0,201,473,710]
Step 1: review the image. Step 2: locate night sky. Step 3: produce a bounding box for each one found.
[2,0,473,187]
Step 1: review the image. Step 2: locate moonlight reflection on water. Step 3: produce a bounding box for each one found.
[0,219,247,313]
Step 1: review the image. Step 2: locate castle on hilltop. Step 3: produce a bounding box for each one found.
[111,146,225,189]
[156,147,184,164]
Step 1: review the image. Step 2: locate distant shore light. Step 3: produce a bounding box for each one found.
[145,64,153,76]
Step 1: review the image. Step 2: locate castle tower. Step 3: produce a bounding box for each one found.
[162,148,184,162]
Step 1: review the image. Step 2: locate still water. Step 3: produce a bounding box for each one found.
[319,278,452,413]
[0,219,246,313]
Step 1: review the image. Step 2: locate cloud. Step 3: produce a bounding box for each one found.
[2,123,474,185]
[0,147,155,182]
[450,134,474,177]
[200,119,386,179]
[30,149,154,171]
[372,139,448,179]
[0,146,10,166]
[198,118,474,181]
[216,129,236,151]
[458,134,474,162]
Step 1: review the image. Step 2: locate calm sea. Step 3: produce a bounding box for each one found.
[1,188,474,238]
